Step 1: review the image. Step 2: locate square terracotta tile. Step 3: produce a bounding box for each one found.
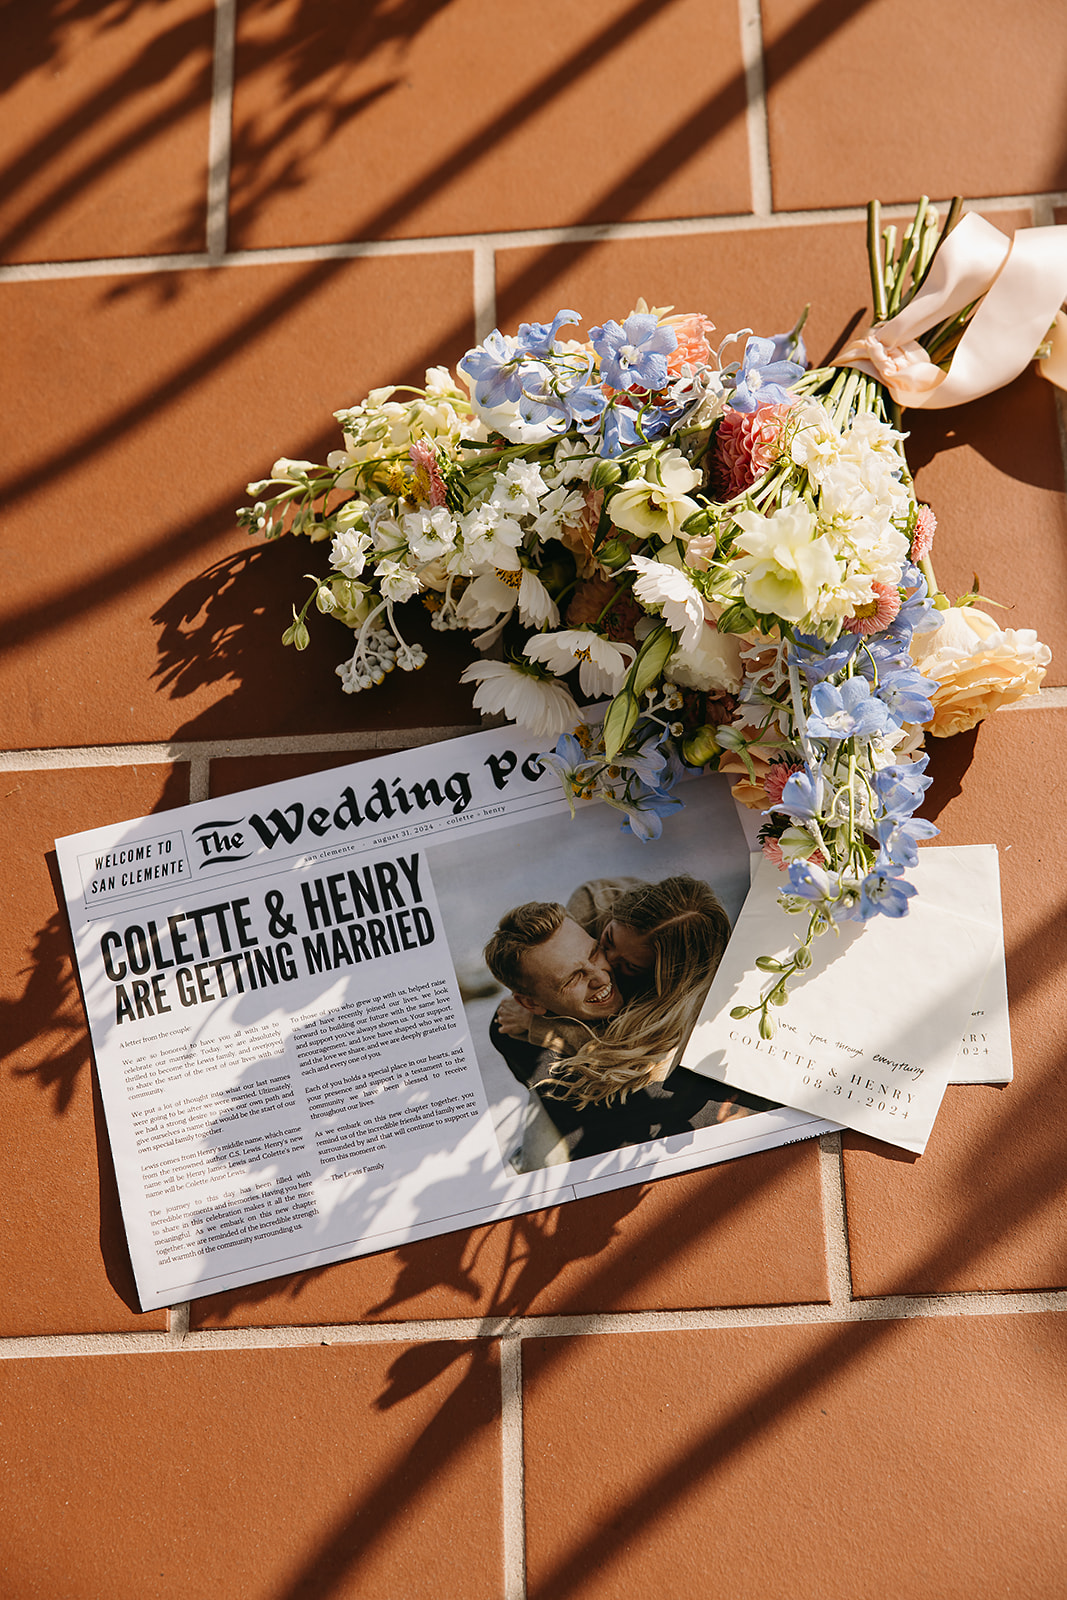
[1,765,190,1335]
[0,257,477,749]
[190,1142,828,1328]
[0,0,215,263]
[908,370,1067,682]
[229,0,752,250]
[523,1314,1067,1598]
[0,1342,502,1598]
[843,708,1067,1296]
[762,0,1067,210]
[495,220,871,372]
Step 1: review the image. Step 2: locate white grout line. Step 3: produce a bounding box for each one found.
[738,0,772,220]
[205,0,236,259]
[817,1131,853,1306]
[167,1301,191,1338]
[2,689,1066,779]
[188,751,211,804]
[5,1287,1067,1361]
[500,1335,527,1600]
[0,726,481,773]
[473,240,497,341]
[2,194,1064,283]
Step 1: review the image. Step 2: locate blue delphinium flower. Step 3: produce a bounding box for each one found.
[589,315,676,393]
[515,310,580,357]
[872,756,933,819]
[458,330,539,409]
[615,781,686,842]
[876,666,938,724]
[806,678,893,742]
[858,866,916,920]
[778,766,822,819]
[785,858,836,903]
[766,326,808,369]
[518,354,605,433]
[874,814,940,869]
[791,631,863,684]
[728,335,805,413]
[537,732,600,803]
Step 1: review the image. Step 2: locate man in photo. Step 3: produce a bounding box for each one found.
[484,876,771,1167]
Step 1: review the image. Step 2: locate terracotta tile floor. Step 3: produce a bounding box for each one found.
[2,2,1066,1594]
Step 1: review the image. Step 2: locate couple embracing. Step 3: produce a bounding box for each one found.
[484,876,770,1169]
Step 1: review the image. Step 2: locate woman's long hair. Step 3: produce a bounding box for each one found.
[541,875,731,1107]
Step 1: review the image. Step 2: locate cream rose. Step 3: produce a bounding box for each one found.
[910,606,1051,737]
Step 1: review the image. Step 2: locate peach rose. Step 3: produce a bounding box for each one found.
[910,606,1051,737]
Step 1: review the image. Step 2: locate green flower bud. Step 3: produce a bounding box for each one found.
[714,602,759,635]
[682,725,721,766]
[590,458,623,489]
[729,1005,752,1020]
[282,616,310,651]
[759,1011,777,1040]
[596,538,632,572]
[794,945,813,970]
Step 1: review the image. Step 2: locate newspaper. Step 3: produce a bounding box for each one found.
[55,725,831,1311]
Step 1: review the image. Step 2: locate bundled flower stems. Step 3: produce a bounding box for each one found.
[239,197,1058,1031]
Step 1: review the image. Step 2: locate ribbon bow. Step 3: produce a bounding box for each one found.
[835,212,1067,409]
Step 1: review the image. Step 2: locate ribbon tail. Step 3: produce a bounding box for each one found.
[833,215,1067,410]
[916,224,1067,408]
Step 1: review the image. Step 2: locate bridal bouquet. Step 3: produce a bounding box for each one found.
[239,199,1059,1031]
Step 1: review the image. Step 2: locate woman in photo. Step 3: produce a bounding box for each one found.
[543,874,732,1107]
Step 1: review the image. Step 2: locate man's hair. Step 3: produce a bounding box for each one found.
[484,901,567,994]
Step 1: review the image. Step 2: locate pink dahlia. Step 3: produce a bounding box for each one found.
[843,582,902,636]
[712,402,794,499]
[409,440,447,507]
[763,759,803,808]
[911,503,937,562]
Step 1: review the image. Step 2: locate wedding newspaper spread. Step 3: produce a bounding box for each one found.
[55,726,833,1311]
[55,725,1010,1310]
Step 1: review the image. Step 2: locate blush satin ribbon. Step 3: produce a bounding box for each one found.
[834,212,1067,409]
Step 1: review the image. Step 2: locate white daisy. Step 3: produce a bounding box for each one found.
[628,554,705,651]
[523,628,635,697]
[460,661,580,738]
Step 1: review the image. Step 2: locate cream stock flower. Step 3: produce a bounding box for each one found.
[667,619,744,694]
[732,503,840,623]
[909,606,1051,736]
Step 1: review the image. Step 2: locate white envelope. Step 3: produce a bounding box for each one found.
[683,845,1005,1154]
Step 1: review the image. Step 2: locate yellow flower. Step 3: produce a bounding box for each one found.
[910,606,1051,737]
[607,449,702,541]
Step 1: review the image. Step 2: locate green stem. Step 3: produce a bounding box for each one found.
[867,201,889,322]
